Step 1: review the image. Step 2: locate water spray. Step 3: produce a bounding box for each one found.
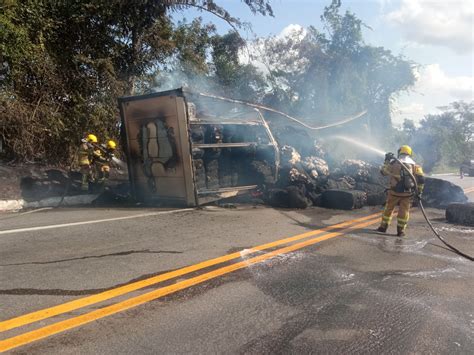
[111,156,127,170]
[333,136,473,262]
[332,136,386,157]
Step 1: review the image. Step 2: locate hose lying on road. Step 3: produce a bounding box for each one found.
[396,157,474,262]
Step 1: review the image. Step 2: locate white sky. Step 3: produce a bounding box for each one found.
[179,0,474,125]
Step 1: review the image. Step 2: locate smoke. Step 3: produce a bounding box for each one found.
[149,75,392,173]
[152,70,218,94]
[145,19,410,171]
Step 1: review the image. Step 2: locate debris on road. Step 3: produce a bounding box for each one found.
[446,203,474,226]
[2,89,469,212]
[422,177,467,209]
[321,189,367,210]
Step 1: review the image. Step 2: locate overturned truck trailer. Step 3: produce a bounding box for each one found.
[118,88,279,206]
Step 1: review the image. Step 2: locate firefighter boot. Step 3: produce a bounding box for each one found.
[397,226,406,237]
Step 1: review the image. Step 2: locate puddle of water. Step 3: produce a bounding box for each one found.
[239,249,304,271]
[399,267,461,279]
[240,248,255,258]
[347,233,430,251]
[437,226,474,234]
[333,271,355,281]
[382,267,466,281]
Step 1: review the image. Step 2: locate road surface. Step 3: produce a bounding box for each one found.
[0,177,473,353]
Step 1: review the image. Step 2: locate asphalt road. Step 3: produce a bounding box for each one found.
[0,177,473,354]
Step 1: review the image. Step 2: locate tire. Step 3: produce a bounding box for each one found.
[446,203,474,226]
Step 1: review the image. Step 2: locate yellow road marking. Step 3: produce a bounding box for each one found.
[0,212,381,333]
[464,187,474,194]
[0,217,379,352]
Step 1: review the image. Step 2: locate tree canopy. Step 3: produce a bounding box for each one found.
[1,0,417,164]
[394,101,473,173]
[0,0,272,162]
[253,2,415,133]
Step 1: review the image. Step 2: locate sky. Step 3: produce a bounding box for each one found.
[177,0,473,125]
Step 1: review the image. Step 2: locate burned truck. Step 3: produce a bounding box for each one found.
[118,88,279,206]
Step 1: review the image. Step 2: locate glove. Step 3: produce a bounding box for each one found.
[384,152,395,162]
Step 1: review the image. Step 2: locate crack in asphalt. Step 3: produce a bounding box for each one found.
[0,266,180,296]
[0,249,183,266]
[0,288,106,296]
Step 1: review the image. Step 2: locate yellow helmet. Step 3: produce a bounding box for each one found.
[86,134,98,143]
[106,140,117,150]
[398,145,412,156]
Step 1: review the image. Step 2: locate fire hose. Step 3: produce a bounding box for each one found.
[394,157,474,262]
[199,91,472,261]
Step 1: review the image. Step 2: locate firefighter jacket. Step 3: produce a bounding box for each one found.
[78,141,94,166]
[380,156,425,197]
[92,147,114,167]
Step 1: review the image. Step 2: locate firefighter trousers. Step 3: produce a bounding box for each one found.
[79,164,91,191]
[94,164,110,184]
[380,191,411,232]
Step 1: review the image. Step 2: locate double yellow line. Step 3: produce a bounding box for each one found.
[0,212,381,352]
[464,186,474,194]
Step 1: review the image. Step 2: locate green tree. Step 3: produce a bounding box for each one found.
[211,32,268,100]
[414,101,473,172]
[0,0,273,163]
[256,0,415,136]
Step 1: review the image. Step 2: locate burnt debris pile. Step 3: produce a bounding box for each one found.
[20,169,84,201]
[189,122,277,192]
[18,168,130,205]
[15,90,469,211]
[257,124,469,210]
[446,203,474,226]
[261,126,388,210]
[118,89,466,209]
[422,177,467,208]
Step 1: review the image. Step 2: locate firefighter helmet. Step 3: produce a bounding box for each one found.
[106,140,117,150]
[86,134,98,143]
[398,145,412,156]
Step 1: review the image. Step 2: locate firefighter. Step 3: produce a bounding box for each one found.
[376,145,425,237]
[78,134,98,191]
[93,140,117,186]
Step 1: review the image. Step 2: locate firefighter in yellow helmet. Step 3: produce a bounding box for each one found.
[377,145,425,237]
[78,134,98,191]
[92,140,117,186]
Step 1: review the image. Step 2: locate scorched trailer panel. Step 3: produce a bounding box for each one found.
[118,88,279,206]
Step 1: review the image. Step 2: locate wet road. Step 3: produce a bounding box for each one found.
[0,182,473,353]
